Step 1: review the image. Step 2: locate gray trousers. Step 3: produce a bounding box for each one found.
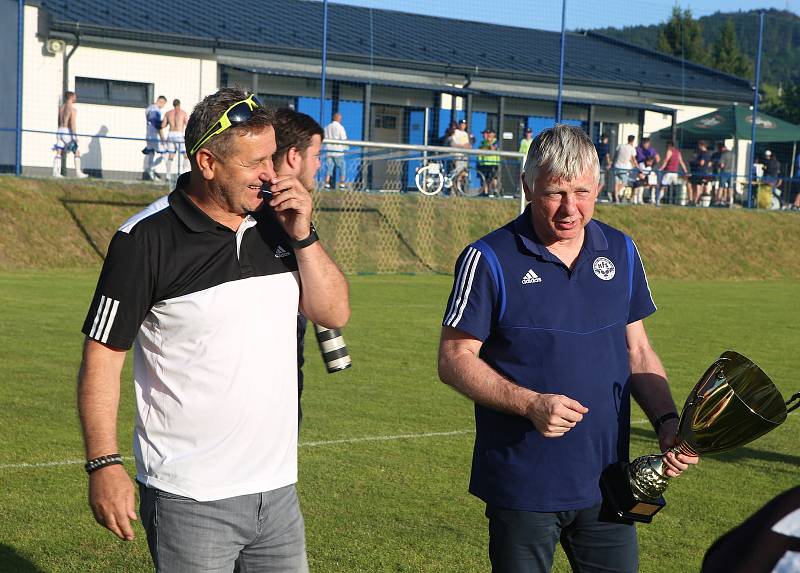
[139,482,309,573]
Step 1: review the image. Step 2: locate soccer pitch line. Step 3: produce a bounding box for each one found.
[0,419,655,471]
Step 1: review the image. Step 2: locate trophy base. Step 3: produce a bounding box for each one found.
[600,462,665,524]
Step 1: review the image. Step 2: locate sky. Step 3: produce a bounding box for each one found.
[329,0,796,31]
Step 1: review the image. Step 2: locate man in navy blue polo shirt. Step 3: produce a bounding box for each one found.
[438,125,698,573]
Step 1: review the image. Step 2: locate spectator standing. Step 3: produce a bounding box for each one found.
[792,152,800,210]
[595,133,611,200]
[53,91,88,178]
[441,121,458,177]
[477,129,501,196]
[635,137,661,166]
[711,142,734,206]
[324,112,348,189]
[451,119,472,172]
[689,141,712,205]
[143,96,167,181]
[272,108,325,427]
[519,127,534,166]
[657,140,688,205]
[77,88,349,570]
[764,150,782,201]
[438,124,697,573]
[162,99,189,186]
[612,134,637,203]
[442,121,457,147]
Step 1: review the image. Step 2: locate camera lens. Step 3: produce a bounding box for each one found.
[313,324,352,373]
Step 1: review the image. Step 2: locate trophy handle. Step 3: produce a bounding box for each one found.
[787,392,800,414]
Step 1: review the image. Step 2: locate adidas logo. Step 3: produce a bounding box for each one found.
[274,246,290,258]
[521,269,542,284]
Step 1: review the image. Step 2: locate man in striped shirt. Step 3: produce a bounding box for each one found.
[437,125,697,573]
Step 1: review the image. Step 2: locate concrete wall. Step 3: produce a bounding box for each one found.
[644,103,716,136]
[21,4,216,178]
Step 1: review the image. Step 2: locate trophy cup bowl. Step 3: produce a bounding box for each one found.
[601,350,796,523]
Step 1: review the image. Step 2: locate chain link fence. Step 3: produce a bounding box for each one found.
[312,141,523,274]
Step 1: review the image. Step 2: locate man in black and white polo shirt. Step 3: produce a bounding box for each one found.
[77,88,349,571]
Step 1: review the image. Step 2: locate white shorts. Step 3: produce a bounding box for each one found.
[661,172,679,186]
[54,127,77,152]
[165,131,186,154]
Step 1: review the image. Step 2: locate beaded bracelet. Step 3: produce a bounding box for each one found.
[84,453,124,474]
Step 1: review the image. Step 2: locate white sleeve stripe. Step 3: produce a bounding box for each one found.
[100,299,120,344]
[119,195,170,234]
[632,240,656,311]
[450,250,482,327]
[89,295,107,339]
[94,299,113,342]
[444,247,479,325]
[443,247,476,324]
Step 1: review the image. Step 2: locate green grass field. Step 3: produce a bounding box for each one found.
[0,271,798,572]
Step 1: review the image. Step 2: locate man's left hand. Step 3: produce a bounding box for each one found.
[268,176,313,241]
[658,417,699,477]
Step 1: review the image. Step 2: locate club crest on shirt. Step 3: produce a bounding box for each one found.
[592,257,615,281]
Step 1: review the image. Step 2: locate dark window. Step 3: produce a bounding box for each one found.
[76,77,152,107]
[259,95,297,110]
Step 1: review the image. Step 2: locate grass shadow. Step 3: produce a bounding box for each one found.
[58,198,151,261]
[629,425,800,468]
[0,545,46,572]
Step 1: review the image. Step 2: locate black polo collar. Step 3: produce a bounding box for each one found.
[169,173,232,233]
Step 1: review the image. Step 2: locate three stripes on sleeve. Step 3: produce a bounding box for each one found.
[88,295,120,344]
[444,246,482,328]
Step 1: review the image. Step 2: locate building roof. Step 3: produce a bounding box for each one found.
[38,0,753,101]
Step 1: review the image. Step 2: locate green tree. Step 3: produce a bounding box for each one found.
[763,83,800,125]
[656,7,708,66]
[711,18,753,78]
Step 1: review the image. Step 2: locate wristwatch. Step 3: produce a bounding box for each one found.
[288,223,319,250]
[653,411,679,435]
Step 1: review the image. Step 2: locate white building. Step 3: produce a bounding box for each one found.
[1,0,754,181]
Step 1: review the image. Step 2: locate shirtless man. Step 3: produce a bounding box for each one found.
[53,91,88,178]
[162,99,189,185]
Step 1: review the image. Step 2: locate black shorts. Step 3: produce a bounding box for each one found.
[478,164,498,179]
[691,174,712,185]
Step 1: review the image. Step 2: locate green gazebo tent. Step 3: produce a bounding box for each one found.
[665,105,800,143]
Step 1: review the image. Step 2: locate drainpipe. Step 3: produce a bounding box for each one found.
[15,0,23,175]
[60,27,79,175]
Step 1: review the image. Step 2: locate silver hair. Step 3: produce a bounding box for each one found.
[522,124,599,191]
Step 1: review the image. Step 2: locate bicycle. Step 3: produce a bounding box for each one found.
[414,159,485,196]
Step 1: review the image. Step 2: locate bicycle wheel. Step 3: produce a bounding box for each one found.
[455,168,485,197]
[415,165,444,196]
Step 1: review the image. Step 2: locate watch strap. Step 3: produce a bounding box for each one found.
[288,224,319,249]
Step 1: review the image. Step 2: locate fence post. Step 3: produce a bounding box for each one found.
[747,11,765,209]
[320,0,329,127]
[555,0,566,124]
[15,0,24,176]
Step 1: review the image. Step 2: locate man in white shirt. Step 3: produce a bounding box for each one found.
[324,112,348,189]
[613,134,638,203]
[450,118,472,176]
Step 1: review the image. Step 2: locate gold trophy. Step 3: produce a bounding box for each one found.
[601,350,799,523]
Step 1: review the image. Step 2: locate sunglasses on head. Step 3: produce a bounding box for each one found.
[189,94,263,156]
